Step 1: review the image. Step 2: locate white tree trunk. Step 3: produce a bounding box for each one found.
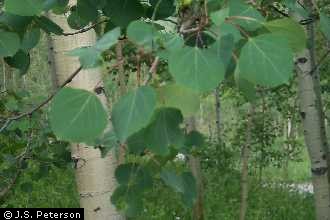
[47,2,124,219]
[294,2,330,219]
[297,50,330,219]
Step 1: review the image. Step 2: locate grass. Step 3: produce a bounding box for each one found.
[263,147,311,183]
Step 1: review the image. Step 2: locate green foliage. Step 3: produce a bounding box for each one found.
[35,16,63,35]
[265,18,306,52]
[157,33,184,60]
[160,169,197,207]
[69,27,120,68]
[127,21,157,52]
[320,12,330,41]
[49,87,108,142]
[86,131,119,158]
[284,0,308,19]
[238,34,294,87]
[76,0,98,23]
[228,0,265,31]
[4,50,30,75]
[4,0,44,16]
[210,7,229,26]
[147,0,176,20]
[103,0,144,28]
[0,31,20,57]
[185,130,205,148]
[21,28,41,52]
[133,107,185,155]
[169,46,225,92]
[209,23,242,43]
[112,86,157,142]
[111,163,153,217]
[157,84,200,117]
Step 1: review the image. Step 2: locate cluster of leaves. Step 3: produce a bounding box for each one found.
[1,0,330,216]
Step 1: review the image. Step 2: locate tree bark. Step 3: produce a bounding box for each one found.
[239,104,254,220]
[294,1,330,219]
[186,117,204,220]
[297,50,330,220]
[214,85,221,142]
[46,32,59,92]
[295,20,330,220]
[47,2,124,219]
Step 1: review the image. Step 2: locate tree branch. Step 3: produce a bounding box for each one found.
[310,49,330,75]
[144,56,159,86]
[0,66,82,133]
[0,128,33,200]
[62,20,108,36]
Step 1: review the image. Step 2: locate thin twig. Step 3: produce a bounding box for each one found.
[0,67,82,133]
[144,56,160,86]
[136,54,141,87]
[310,49,330,75]
[0,169,20,199]
[62,20,109,36]
[226,20,251,39]
[0,123,33,200]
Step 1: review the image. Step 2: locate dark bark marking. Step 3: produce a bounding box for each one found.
[311,167,328,176]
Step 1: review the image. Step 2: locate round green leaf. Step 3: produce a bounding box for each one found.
[320,12,330,41]
[238,34,294,87]
[112,86,157,142]
[147,0,175,19]
[68,47,102,69]
[157,33,184,60]
[169,47,225,93]
[0,12,33,32]
[0,31,20,57]
[77,0,98,23]
[185,131,205,148]
[181,172,197,207]
[67,7,89,30]
[160,169,185,193]
[209,34,235,72]
[209,23,242,43]
[144,108,185,155]
[111,185,144,217]
[4,50,30,75]
[103,0,144,28]
[210,8,229,26]
[5,0,44,16]
[21,28,41,52]
[157,84,200,117]
[228,1,265,31]
[95,27,120,50]
[115,163,152,189]
[265,18,306,52]
[127,21,157,51]
[35,16,64,35]
[49,87,108,142]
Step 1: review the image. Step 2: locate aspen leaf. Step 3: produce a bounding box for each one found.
[49,88,108,142]
[238,34,294,87]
